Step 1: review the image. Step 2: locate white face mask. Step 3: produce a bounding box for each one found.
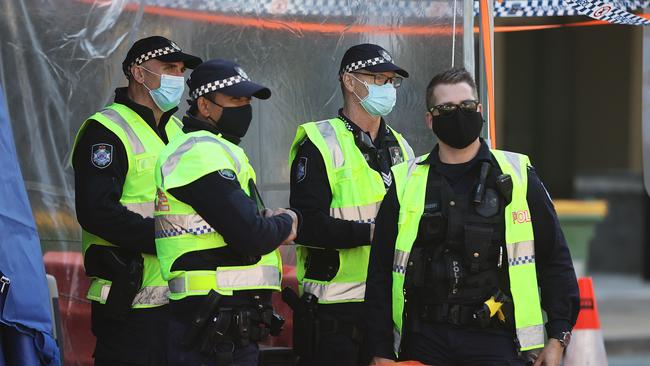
[139,66,185,112]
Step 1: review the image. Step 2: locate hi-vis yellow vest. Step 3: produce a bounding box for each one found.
[71,103,184,308]
[154,130,282,301]
[289,117,414,304]
[389,150,545,356]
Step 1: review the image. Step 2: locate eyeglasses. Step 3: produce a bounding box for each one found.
[351,72,403,88]
[429,100,480,116]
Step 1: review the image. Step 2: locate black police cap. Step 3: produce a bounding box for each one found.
[339,43,409,78]
[187,59,271,101]
[122,36,202,77]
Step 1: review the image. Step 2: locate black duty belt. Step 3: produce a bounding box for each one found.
[419,303,499,328]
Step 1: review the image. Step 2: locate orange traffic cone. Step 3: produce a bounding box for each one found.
[564,277,608,366]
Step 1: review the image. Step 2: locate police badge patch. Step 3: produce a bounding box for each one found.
[295,157,307,183]
[235,66,249,80]
[91,143,113,169]
[380,49,393,62]
[389,146,403,165]
[218,169,236,180]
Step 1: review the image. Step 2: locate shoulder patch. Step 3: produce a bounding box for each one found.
[389,146,403,165]
[295,157,308,183]
[91,143,113,169]
[218,169,237,180]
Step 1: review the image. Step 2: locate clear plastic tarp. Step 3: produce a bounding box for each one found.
[0,1,469,364]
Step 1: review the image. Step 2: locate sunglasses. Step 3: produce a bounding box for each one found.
[429,99,480,116]
[351,72,403,88]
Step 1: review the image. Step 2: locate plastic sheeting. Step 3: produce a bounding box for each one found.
[1,1,468,364]
[0,0,469,252]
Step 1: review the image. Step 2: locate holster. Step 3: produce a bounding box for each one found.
[251,294,285,337]
[183,289,223,348]
[189,290,283,358]
[85,246,143,320]
[282,287,319,359]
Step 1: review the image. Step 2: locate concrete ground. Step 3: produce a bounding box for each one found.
[591,273,650,365]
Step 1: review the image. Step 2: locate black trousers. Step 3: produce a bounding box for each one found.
[166,297,260,366]
[167,314,259,366]
[399,322,529,366]
[91,302,169,366]
[297,302,368,366]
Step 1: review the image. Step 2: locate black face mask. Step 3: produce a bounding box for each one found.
[431,110,484,149]
[207,100,253,145]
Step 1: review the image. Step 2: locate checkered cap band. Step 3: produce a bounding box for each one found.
[124,45,181,75]
[190,75,248,99]
[342,56,388,74]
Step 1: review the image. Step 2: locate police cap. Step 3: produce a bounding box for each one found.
[122,36,202,77]
[339,43,409,78]
[187,59,271,101]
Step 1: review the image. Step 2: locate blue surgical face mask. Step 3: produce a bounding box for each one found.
[351,74,397,116]
[139,66,185,112]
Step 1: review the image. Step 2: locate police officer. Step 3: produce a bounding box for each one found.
[154,59,298,366]
[288,44,414,366]
[71,36,201,366]
[365,67,580,366]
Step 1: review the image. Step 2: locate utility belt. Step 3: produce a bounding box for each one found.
[183,290,284,363]
[411,290,511,330]
[281,288,363,361]
[418,303,493,327]
[84,245,145,320]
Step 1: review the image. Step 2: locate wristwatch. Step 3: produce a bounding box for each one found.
[551,331,572,348]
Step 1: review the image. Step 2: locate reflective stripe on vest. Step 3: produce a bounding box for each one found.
[315,121,346,168]
[302,281,366,303]
[155,214,216,238]
[392,249,409,274]
[390,150,544,356]
[167,266,281,296]
[99,108,146,154]
[507,240,535,266]
[124,202,154,218]
[160,135,241,184]
[330,201,381,223]
[311,120,415,169]
[87,278,169,306]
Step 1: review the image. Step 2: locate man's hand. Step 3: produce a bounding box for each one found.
[532,339,563,366]
[369,357,394,365]
[272,208,297,245]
